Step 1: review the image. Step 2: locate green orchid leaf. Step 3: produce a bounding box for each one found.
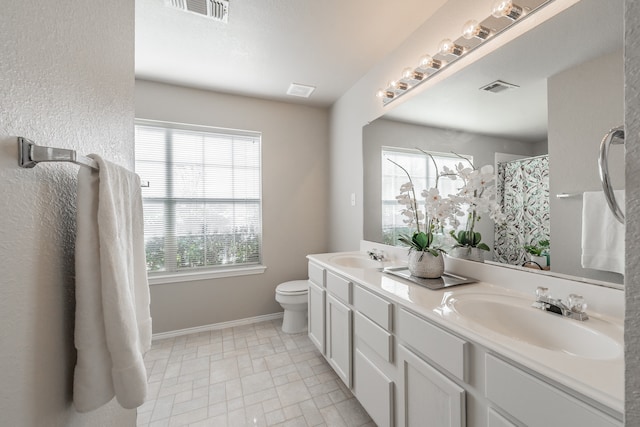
[477,243,491,251]
[474,232,482,245]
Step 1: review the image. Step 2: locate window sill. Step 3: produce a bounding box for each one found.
[148,265,267,285]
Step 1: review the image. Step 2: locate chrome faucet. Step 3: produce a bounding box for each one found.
[532,287,589,321]
[367,249,386,262]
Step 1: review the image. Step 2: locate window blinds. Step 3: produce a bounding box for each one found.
[135,120,262,273]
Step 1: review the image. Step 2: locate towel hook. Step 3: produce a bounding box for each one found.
[598,126,625,224]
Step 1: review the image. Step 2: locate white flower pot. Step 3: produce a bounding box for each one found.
[450,246,485,263]
[408,251,445,279]
[530,255,548,268]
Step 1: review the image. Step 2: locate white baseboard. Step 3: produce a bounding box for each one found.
[152,312,284,341]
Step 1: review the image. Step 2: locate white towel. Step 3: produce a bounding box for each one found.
[581,190,625,275]
[73,155,152,412]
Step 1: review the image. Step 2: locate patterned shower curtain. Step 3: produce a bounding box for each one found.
[494,155,550,266]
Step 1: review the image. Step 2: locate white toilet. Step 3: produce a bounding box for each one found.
[275,280,309,333]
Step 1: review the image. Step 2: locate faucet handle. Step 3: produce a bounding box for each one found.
[567,294,587,313]
[535,287,550,300]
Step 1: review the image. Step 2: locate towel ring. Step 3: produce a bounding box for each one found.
[598,126,625,224]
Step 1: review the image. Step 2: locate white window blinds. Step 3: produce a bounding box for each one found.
[135,120,262,274]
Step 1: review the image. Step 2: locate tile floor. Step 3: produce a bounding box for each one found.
[137,319,374,427]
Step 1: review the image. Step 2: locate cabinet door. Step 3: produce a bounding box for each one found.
[326,294,352,387]
[354,349,394,427]
[398,345,465,427]
[308,280,325,354]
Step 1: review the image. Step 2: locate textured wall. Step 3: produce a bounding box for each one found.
[625,0,640,423]
[0,1,135,425]
[135,80,330,333]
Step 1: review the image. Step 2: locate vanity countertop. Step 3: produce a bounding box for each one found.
[307,251,624,416]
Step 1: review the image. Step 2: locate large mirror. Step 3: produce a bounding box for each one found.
[364,0,624,285]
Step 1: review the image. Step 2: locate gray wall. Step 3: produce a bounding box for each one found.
[625,0,640,423]
[135,80,330,333]
[362,118,537,254]
[548,49,624,284]
[0,0,135,425]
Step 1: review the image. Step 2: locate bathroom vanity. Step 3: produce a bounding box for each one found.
[307,246,623,427]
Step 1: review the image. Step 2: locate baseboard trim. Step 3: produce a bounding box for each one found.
[152,312,284,341]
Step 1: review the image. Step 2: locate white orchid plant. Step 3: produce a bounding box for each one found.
[389,154,458,257]
[440,154,505,252]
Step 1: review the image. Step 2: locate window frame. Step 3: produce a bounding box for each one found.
[135,118,266,284]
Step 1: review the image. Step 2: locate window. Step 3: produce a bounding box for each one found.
[381,148,471,245]
[135,119,262,281]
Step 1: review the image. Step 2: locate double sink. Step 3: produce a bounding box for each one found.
[327,253,623,361]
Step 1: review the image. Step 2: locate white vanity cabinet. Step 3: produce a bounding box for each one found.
[306,255,623,427]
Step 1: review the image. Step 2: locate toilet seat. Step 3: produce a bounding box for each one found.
[276,280,308,296]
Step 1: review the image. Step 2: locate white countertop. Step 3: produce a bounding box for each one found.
[307,250,624,416]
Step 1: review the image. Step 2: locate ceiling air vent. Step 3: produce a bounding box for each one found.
[479,80,519,94]
[165,0,229,23]
[287,83,316,99]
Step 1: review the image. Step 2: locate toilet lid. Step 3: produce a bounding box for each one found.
[277,280,308,295]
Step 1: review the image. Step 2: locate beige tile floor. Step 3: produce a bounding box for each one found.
[137,319,375,427]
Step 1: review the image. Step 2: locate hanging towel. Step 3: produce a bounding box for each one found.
[73,155,152,412]
[581,190,625,275]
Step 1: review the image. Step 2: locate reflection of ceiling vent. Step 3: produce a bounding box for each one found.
[165,0,229,23]
[479,80,519,93]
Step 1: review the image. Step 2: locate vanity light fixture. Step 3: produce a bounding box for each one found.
[377,0,551,105]
[462,20,492,40]
[438,38,465,57]
[491,0,524,20]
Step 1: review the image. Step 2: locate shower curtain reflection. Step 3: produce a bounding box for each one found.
[495,155,550,266]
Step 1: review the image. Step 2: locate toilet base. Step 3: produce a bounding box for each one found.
[281,309,307,334]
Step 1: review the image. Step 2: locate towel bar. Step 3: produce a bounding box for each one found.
[598,126,625,224]
[19,137,98,170]
[18,137,149,187]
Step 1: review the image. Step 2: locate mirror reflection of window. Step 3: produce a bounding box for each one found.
[381,147,472,245]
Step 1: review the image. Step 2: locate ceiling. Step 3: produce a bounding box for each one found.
[135,0,449,107]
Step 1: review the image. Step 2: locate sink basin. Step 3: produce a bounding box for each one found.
[329,254,382,269]
[445,293,622,360]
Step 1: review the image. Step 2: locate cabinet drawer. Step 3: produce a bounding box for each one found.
[398,309,467,382]
[485,354,621,427]
[353,285,392,331]
[355,311,393,363]
[326,270,352,304]
[308,262,325,287]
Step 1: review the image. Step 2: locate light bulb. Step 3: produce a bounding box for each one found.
[418,55,442,70]
[376,88,394,99]
[462,19,491,40]
[402,67,424,81]
[438,38,465,57]
[491,0,523,20]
